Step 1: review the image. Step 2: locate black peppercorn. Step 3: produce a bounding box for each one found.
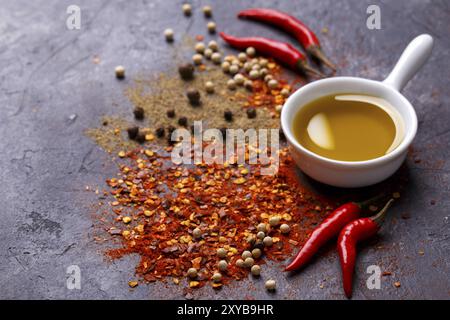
[178,117,188,127]
[224,110,233,122]
[186,89,201,106]
[155,127,165,138]
[133,107,144,120]
[102,120,109,126]
[135,132,146,144]
[246,107,257,119]
[178,63,195,80]
[167,109,175,118]
[127,126,139,140]
[254,239,264,250]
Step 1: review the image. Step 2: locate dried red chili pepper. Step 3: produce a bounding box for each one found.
[219,32,323,77]
[238,8,336,70]
[337,199,394,298]
[285,195,385,272]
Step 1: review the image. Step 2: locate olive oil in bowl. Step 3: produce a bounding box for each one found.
[292,94,405,162]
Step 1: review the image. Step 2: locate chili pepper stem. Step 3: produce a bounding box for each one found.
[308,45,336,71]
[371,199,394,226]
[296,60,324,78]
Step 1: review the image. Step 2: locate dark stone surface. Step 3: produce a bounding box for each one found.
[0,0,448,299]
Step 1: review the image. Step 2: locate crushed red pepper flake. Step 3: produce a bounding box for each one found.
[102,144,334,288]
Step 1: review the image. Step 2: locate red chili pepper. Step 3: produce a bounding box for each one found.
[337,199,394,298]
[219,32,323,77]
[238,8,336,70]
[284,202,361,271]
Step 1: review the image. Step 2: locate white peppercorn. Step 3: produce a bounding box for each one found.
[236,259,245,268]
[264,74,273,82]
[242,250,252,260]
[187,267,197,278]
[281,88,290,97]
[182,3,192,16]
[244,80,253,90]
[229,64,239,75]
[263,236,273,247]
[212,272,222,282]
[268,79,279,89]
[217,247,227,258]
[238,52,247,62]
[246,47,256,57]
[192,54,203,65]
[164,28,174,42]
[249,69,260,80]
[218,260,228,272]
[205,81,214,93]
[195,42,205,53]
[265,279,276,291]
[202,5,212,17]
[257,223,267,232]
[227,79,236,90]
[233,74,245,85]
[280,223,290,234]
[208,40,219,51]
[260,68,268,77]
[115,66,125,79]
[221,61,230,73]
[211,52,221,64]
[257,231,265,239]
[252,248,262,259]
[204,48,213,59]
[269,216,280,227]
[251,264,261,276]
[244,257,254,268]
[193,227,202,239]
[207,21,216,33]
[260,58,268,67]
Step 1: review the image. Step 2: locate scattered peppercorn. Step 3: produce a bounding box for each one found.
[133,107,144,120]
[115,65,125,79]
[182,3,192,16]
[193,227,202,239]
[263,236,273,247]
[257,223,267,232]
[242,250,252,259]
[167,109,176,118]
[257,231,265,239]
[187,267,197,279]
[244,257,255,268]
[265,279,276,291]
[218,260,228,272]
[127,126,139,140]
[204,48,213,59]
[211,52,221,64]
[268,79,279,89]
[187,88,201,105]
[217,248,227,258]
[208,40,218,51]
[155,127,165,138]
[207,21,216,33]
[195,42,206,53]
[212,272,222,282]
[203,5,212,17]
[224,110,233,122]
[280,223,290,234]
[227,79,236,90]
[178,117,188,127]
[135,132,146,144]
[205,81,214,93]
[252,248,262,259]
[178,63,195,80]
[246,47,256,57]
[251,265,261,276]
[164,28,174,42]
[192,54,203,65]
[236,259,245,268]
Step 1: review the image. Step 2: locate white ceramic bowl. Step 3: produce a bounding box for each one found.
[281,34,433,188]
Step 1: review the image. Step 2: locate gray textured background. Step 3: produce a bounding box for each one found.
[0,0,449,299]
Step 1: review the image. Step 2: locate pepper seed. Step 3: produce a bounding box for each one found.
[127,126,139,140]
[246,107,256,119]
[133,107,144,120]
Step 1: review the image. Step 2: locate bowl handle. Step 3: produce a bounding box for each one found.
[383,34,433,92]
